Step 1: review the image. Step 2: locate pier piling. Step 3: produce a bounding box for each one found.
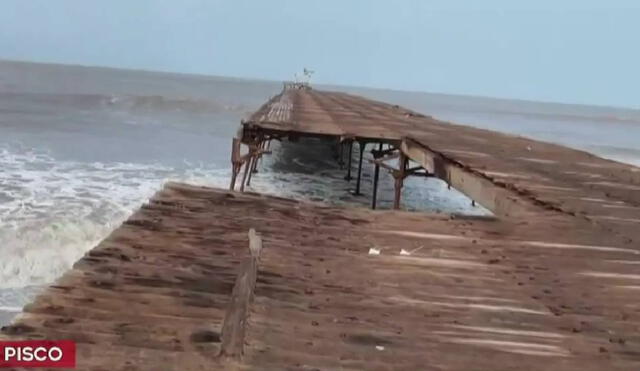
[354,141,366,195]
[345,141,353,181]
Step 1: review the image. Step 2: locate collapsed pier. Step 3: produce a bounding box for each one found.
[2,85,640,370]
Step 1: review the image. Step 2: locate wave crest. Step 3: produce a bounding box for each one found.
[0,92,247,114]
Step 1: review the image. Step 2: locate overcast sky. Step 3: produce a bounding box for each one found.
[1,0,638,107]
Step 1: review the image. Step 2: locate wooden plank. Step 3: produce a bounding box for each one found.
[218,229,263,359]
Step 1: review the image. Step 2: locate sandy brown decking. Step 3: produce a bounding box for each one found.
[2,183,640,370]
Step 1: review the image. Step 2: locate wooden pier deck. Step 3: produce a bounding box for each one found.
[2,86,640,370]
[2,183,639,370]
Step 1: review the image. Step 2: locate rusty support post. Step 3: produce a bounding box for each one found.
[230,138,241,191]
[250,154,258,174]
[372,142,383,209]
[239,157,251,192]
[247,142,261,187]
[255,140,264,172]
[354,141,366,195]
[259,140,267,166]
[393,152,407,209]
[345,141,353,181]
[246,156,255,186]
[230,163,239,191]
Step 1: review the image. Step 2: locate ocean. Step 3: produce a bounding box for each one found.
[1,59,639,325]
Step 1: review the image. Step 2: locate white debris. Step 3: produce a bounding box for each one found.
[368,247,381,255]
[400,246,425,256]
[375,345,385,351]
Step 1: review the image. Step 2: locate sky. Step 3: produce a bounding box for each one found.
[1,0,638,108]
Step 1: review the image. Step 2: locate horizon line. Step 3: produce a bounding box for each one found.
[1,57,638,112]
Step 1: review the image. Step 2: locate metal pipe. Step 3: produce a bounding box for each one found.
[393,178,402,209]
[246,156,255,186]
[345,141,353,181]
[372,142,383,209]
[251,144,261,173]
[239,158,251,192]
[259,140,267,166]
[355,141,366,195]
[372,165,380,208]
[229,163,239,191]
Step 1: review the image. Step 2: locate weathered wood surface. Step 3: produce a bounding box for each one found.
[218,229,262,359]
[2,183,639,370]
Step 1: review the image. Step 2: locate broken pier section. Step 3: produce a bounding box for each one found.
[3,86,640,370]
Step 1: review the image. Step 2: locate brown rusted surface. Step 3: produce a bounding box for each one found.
[0,184,250,371]
[3,183,640,370]
[244,87,640,236]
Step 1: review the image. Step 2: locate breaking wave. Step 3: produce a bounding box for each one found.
[0,143,231,291]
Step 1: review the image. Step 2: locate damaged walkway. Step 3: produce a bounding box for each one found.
[235,86,640,231]
[3,87,640,370]
[2,183,640,370]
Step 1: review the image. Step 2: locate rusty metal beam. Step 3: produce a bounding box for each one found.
[372,143,383,209]
[371,146,398,159]
[400,138,529,217]
[354,141,366,195]
[345,141,353,181]
[239,156,252,192]
[368,158,399,174]
[246,155,256,187]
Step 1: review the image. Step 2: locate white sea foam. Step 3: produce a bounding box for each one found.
[0,306,21,312]
[0,144,231,292]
